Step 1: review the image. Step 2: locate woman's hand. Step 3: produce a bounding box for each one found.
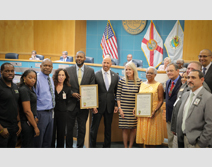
[35,118,39,124]
[16,121,22,136]
[151,110,156,118]
[1,128,9,138]
[34,127,40,137]
[133,108,135,116]
[119,108,124,119]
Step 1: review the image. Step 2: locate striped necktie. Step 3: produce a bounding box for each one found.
[47,76,55,108]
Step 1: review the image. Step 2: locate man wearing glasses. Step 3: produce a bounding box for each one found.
[198,49,212,91]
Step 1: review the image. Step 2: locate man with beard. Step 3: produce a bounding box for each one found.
[0,63,21,148]
[33,59,55,148]
[176,70,212,148]
[66,51,95,148]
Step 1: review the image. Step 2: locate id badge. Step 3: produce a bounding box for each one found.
[63,91,66,99]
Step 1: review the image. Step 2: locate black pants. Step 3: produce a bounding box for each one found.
[20,121,35,148]
[0,126,18,148]
[66,105,89,148]
[90,107,113,148]
[51,111,67,148]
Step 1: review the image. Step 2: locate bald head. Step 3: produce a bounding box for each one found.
[127,54,132,62]
[199,49,212,67]
[102,56,112,72]
[40,58,53,75]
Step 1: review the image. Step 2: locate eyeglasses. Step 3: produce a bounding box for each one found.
[198,55,211,58]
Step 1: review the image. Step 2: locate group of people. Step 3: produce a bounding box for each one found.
[1,48,212,148]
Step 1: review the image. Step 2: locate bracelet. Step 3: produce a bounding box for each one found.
[0,128,4,134]
[118,107,121,110]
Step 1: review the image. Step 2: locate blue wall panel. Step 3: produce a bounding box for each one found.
[86,20,184,68]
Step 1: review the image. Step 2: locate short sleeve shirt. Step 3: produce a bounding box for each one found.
[0,78,19,128]
[19,85,37,121]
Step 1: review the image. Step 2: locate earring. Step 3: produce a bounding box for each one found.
[24,80,25,83]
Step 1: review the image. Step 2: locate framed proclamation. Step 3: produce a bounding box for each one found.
[135,93,153,117]
[80,84,98,109]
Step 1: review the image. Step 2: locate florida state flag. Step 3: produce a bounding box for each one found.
[141,21,163,68]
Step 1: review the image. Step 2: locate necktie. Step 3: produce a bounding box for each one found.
[104,72,109,91]
[182,92,195,132]
[78,68,82,85]
[47,76,55,108]
[203,67,207,75]
[169,81,175,96]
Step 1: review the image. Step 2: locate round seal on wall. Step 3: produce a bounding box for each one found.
[170,36,181,49]
[122,20,147,35]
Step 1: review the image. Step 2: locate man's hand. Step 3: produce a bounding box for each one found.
[114,106,118,113]
[72,93,81,100]
[92,108,98,114]
[1,128,9,138]
[34,127,40,137]
[35,118,39,124]
[16,121,22,136]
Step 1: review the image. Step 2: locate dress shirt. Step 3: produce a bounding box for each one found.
[101,68,111,87]
[202,62,211,75]
[34,71,55,111]
[168,75,180,93]
[182,86,203,133]
[76,64,85,79]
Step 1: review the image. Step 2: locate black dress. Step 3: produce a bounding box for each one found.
[19,84,37,148]
[51,84,71,148]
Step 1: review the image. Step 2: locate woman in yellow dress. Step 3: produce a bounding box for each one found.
[135,66,164,147]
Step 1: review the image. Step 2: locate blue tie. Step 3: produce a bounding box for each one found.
[104,72,109,91]
[203,67,207,75]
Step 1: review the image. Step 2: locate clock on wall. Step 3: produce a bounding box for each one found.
[122,20,147,35]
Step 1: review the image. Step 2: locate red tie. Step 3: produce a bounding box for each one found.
[169,81,174,96]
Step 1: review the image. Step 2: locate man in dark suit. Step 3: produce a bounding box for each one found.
[199,49,212,91]
[66,51,95,148]
[60,51,72,62]
[165,63,181,148]
[90,56,119,148]
[177,70,212,148]
[123,54,137,67]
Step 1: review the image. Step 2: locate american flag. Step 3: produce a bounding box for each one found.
[100,21,118,59]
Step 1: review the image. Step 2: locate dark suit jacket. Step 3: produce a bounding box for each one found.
[66,64,95,111]
[171,81,211,133]
[60,57,72,62]
[204,64,212,92]
[95,70,119,114]
[165,75,182,122]
[176,87,212,147]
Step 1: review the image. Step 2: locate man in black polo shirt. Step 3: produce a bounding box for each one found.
[0,63,21,148]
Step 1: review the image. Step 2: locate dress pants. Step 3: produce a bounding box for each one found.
[34,110,54,148]
[0,126,18,148]
[51,111,67,148]
[21,121,34,148]
[184,135,202,148]
[66,103,89,148]
[167,122,174,148]
[90,107,113,148]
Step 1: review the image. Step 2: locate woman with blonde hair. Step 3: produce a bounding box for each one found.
[116,62,142,148]
[158,57,171,71]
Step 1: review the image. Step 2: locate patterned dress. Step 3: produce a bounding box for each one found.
[136,81,164,145]
[116,78,141,129]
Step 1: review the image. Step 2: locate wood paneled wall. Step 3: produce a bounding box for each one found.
[183,20,212,61]
[0,20,87,61]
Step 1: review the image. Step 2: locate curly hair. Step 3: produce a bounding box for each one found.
[53,68,71,87]
[19,69,37,88]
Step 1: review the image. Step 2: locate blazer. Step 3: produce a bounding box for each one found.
[95,70,119,114]
[60,57,72,62]
[165,75,182,122]
[176,87,212,147]
[66,64,95,111]
[204,64,212,92]
[171,81,211,133]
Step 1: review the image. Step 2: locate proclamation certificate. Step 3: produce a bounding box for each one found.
[135,93,153,117]
[80,84,98,109]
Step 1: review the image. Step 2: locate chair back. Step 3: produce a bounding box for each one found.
[60,56,73,62]
[84,57,94,63]
[132,59,143,68]
[111,58,119,65]
[5,53,19,59]
[36,55,44,60]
